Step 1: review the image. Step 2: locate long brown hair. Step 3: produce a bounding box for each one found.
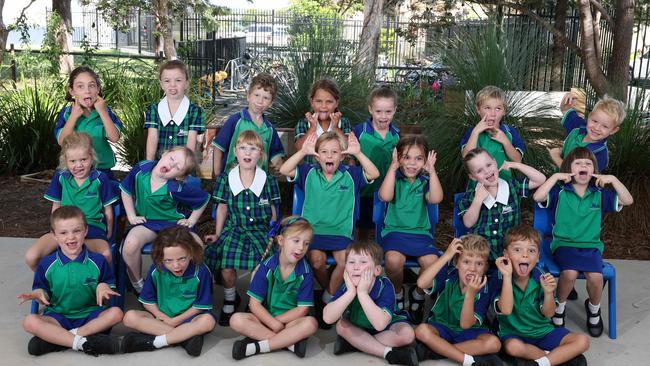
[151,226,203,266]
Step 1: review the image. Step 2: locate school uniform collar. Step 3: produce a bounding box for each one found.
[578,127,608,144]
[309,117,342,135]
[242,108,271,127]
[56,244,89,265]
[267,253,311,281]
[228,165,267,197]
[61,169,100,182]
[394,169,427,183]
[161,261,197,279]
[482,178,510,209]
[158,96,190,127]
[362,119,400,137]
[561,182,599,196]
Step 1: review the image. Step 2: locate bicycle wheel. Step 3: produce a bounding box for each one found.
[236,64,251,90]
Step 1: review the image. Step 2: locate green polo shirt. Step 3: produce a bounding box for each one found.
[354,121,400,197]
[381,171,432,238]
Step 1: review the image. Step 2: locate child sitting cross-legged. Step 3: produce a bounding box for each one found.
[414,235,502,366]
[323,241,418,366]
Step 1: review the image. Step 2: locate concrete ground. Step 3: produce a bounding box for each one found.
[2,237,650,366]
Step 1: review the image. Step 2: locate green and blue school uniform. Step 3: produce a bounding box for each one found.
[294,163,368,251]
[492,267,570,351]
[354,120,400,228]
[119,160,210,232]
[540,183,620,273]
[561,109,609,171]
[460,122,526,181]
[247,253,314,316]
[293,116,352,164]
[55,106,123,171]
[204,166,280,271]
[331,275,408,332]
[424,264,491,343]
[139,262,213,319]
[144,96,205,159]
[44,169,118,241]
[380,170,440,257]
[212,108,285,172]
[458,178,530,261]
[33,245,116,329]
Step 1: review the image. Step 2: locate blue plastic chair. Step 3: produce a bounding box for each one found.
[453,192,469,237]
[533,204,617,339]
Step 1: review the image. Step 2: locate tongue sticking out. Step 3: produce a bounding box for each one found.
[160,166,169,174]
[518,263,529,274]
[324,162,336,174]
[83,97,93,107]
[317,112,329,121]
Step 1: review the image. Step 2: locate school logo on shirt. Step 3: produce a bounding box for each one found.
[182,289,197,298]
[416,188,423,194]
[83,277,98,286]
[590,203,601,210]
[177,129,188,137]
[259,198,270,206]
[502,205,513,214]
[338,185,350,192]
[84,191,98,198]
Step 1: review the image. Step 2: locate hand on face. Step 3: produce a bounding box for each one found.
[473,184,490,203]
[93,96,106,112]
[305,112,318,128]
[554,172,575,184]
[467,275,487,294]
[592,174,615,187]
[70,99,84,118]
[356,268,374,294]
[495,256,512,278]
[343,271,357,294]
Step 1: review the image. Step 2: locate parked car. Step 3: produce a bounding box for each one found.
[244,24,290,46]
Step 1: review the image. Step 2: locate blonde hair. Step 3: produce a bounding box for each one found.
[259,216,314,264]
[58,132,97,170]
[345,241,383,266]
[475,85,506,109]
[315,131,347,152]
[592,95,626,127]
[458,234,490,261]
[235,130,266,166]
[161,146,196,178]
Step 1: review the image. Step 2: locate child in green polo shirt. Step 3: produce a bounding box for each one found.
[323,241,417,366]
[378,135,443,323]
[414,235,503,366]
[145,60,205,160]
[494,225,589,366]
[533,147,633,337]
[122,226,215,357]
[230,216,318,360]
[19,206,123,356]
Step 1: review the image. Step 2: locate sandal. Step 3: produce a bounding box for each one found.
[396,286,405,311]
[408,286,425,324]
[552,310,566,328]
[219,293,241,327]
[584,299,603,337]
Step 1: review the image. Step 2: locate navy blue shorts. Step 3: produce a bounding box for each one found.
[553,247,603,273]
[86,224,109,242]
[356,196,375,229]
[183,310,218,324]
[310,234,351,251]
[430,322,491,344]
[501,327,570,351]
[381,232,441,257]
[44,308,107,330]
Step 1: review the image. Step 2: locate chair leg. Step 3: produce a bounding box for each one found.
[608,270,617,339]
[30,300,39,314]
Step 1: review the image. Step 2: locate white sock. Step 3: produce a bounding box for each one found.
[463,354,475,366]
[153,334,168,348]
[69,328,78,335]
[72,335,87,351]
[288,344,295,352]
[588,302,601,324]
[132,278,144,293]
[258,340,270,353]
[223,287,237,313]
[322,291,333,304]
[383,347,392,358]
[535,356,551,366]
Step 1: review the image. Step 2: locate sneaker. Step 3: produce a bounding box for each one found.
[293,337,308,358]
[27,336,66,356]
[414,341,444,361]
[385,346,418,366]
[473,353,503,366]
[561,354,588,366]
[83,334,121,356]
[180,334,204,357]
[568,287,578,301]
[552,310,566,328]
[232,338,253,360]
[513,358,538,366]
[584,299,603,337]
[122,332,156,353]
[333,335,357,355]
[219,293,241,327]
[408,286,425,324]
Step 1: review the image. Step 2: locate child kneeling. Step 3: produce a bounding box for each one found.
[415,235,502,366]
[323,241,417,366]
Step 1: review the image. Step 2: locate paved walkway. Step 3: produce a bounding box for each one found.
[2,237,650,365]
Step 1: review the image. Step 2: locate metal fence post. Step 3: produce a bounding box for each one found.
[10,43,17,85]
[138,9,142,54]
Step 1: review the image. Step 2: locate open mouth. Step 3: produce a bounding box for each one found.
[242,157,252,164]
[486,172,497,182]
[66,241,79,250]
[317,112,329,120]
[577,170,590,180]
[465,273,476,283]
[160,166,170,174]
[517,263,530,275]
[82,97,93,107]
[324,161,336,173]
[173,269,184,276]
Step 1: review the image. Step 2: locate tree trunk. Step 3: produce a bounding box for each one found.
[0,0,7,67]
[607,0,634,100]
[550,0,568,90]
[577,0,609,96]
[354,0,384,78]
[155,0,176,60]
[52,0,73,73]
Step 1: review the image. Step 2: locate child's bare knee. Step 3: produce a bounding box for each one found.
[303,316,318,334]
[384,253,404,271]
[23,314,41,333]
[483,334,501,353]
[573,333,590,352]
[196,314,216,333]
[415,323,432,341]
[105,307,124,324]
[336,319,351,336]
[504,339,524,355]
[228,313,245,329]
[122,310,139,327]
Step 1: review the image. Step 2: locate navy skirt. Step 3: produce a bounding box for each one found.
[381,232,441,257]
[553,247,603,273]
[310,234,351,251]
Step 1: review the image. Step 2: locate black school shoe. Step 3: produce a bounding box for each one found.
[293,337,308,358]
[232,338,254,360]
[473,354,503,366]
[219,293,241,327]
[560,354,588,366]
[333,335,358,355]
[122,332,156,353]
[584,299,603,337]
[385,346,419,366]
[408,287,425,324]
[568,287,579,300]
[27,336,66,356]
[180,334,204,357]
[83,334,121,356]
[552,310,566,328]
[414,341,444,361]
[315,295,332,330]
[513,358,538,366]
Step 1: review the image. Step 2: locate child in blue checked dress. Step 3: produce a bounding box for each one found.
[378,135,443,323]
[230,216,318,360]
[122,226,216,357]
[204,130,281,326]
[25,132,118,271]
[120,146,210,293]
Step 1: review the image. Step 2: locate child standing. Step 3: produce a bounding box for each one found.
[533,147,632,337]
[120,146,210,293]
[122,226,216,357]
[204,130,281,326]
[230,216,318,359]
[460,86,525,181]
[354,86,401,237]
[323,241,417,366]
[458,148,546,263]
[493,225,590,366]
[145,60,205,160]
[55,66,122,176]
[548,94,625,172]
[25,132,118,271]
[280,132,379,320]
[212,73,285,177]
[19,206,122,356]
[378,135,443,323]
[294,78,352,164]
[414,235,503,366]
